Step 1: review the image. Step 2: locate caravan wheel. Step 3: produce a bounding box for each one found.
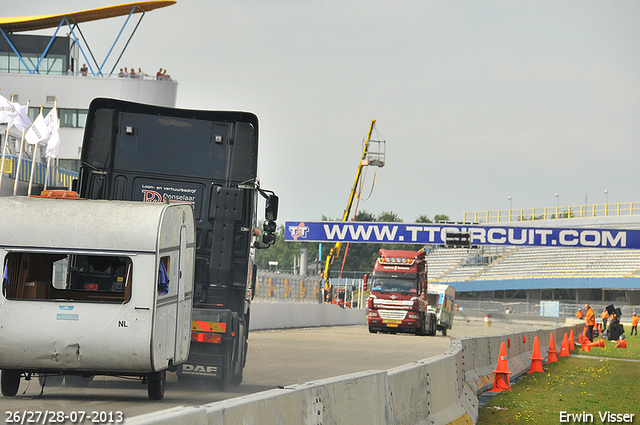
[147,370,166,400]
[1,370,21,397]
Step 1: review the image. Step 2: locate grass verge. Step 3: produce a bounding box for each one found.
[478,336,640,424]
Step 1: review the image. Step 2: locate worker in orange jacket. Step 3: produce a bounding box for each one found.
[601,308,609,331]
[575,309,584,319]
[585,304,596,342]
[631,313,639,337]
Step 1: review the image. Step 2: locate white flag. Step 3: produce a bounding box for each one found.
[25,111,50,145]
[10,101,32,132]
[45,107,60,159]
[0,95,16,124]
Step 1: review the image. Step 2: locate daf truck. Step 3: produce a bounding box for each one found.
[76,98,278,388]
[367,249,438,335]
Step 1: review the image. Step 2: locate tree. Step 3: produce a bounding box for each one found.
[416,214,433,223]
[434,214,450,223]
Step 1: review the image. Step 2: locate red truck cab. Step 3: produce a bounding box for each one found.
[367,249,437,335]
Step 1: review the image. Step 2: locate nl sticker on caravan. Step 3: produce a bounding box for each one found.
[284,221,640,250]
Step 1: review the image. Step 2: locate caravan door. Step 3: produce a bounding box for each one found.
[174,225,190,362]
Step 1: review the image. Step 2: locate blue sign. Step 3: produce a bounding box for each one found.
[285,221,640,249]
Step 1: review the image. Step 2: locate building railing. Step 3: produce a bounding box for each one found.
[0,154,78,188]
[463,202,640,223]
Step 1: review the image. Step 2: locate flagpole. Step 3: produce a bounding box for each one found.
[44,100,58,190]
[27,106,44,197]
[0,94,16,194]
[13,100,29,196]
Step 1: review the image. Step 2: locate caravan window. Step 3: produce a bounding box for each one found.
[2,252,132,303]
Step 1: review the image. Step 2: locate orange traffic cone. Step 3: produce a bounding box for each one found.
[546,333,558,363]
[585,339,605,349]
[569,329,576,351]
[615,339,627,349]
[488,342,512,392]
[528,336,544,373]
[559,332,570,357]
[581,343,591,352]
[579,327,587,345]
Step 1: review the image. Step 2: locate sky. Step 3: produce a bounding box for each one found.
[5,1,640,225]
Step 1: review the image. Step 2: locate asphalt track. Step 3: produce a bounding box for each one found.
[1,318,554,422]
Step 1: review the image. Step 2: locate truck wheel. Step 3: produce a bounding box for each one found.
[442,328,447,337]
[1,370,21,397]
[368,325,378,334]
[147,370,166,400]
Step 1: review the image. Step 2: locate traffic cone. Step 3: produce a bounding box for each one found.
[559,332,570,357]
[579,327,587,345]
[528,336,544,373]
[488,342,512,392]
[615,339,627,349]
[546,333,558,363]
[569,329,576,350]
[581,343,591,352]
[585,339,605,349]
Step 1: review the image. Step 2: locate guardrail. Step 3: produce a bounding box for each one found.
[125,313,581,425]
[0,154,77,187]
[464,202,640,223]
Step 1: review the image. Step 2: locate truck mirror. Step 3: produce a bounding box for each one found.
[265,194,278,222]
[262,233,276,246]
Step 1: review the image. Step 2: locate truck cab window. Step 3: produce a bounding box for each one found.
[2,252,132,303]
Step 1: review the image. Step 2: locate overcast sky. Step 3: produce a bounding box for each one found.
[6,1,640,224]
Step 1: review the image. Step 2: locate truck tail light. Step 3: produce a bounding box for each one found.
[191,331,222,344]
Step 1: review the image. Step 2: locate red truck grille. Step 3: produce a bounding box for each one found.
[378,309,407,320]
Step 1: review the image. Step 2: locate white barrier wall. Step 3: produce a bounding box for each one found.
[125,309,583,425]
[249,302,367,330]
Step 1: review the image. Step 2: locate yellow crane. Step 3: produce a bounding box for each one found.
[322,119,385,295]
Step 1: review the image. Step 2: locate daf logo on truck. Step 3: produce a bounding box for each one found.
[181,364,217,375]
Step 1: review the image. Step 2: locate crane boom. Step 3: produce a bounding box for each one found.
[323,119,379,286]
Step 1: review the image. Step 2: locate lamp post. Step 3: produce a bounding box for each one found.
[508,196,512,222]
[604,190,608,215]
[555,193,559,219]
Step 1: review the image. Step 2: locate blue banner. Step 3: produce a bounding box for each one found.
[284,221,640,249]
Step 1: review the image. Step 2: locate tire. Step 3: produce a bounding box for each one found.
[147,370,166,400]
[368,325,378,334]
[1,370,21,397]
[415,317,425,336]
[442,328,447,337]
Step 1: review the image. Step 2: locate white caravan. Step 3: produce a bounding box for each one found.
[0,193,195,399]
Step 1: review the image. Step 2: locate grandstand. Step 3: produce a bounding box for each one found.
[425,209,640,308]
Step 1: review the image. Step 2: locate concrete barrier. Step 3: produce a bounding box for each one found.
[249,302,367,330]
[125,321,583,425]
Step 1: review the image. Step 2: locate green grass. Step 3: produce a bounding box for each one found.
[478,336,640,424]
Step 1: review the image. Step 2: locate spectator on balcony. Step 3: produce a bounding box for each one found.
[80,64,88,76]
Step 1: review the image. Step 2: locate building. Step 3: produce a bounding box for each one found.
[0,1,177,196]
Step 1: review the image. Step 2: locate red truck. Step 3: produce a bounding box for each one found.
[366,249,438,335]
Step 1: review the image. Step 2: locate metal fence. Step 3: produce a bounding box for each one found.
[464,202,640,223]
[254,271,368,307]
[457,299,640,319]
[254,271,324,304]
[1,154,77,188]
